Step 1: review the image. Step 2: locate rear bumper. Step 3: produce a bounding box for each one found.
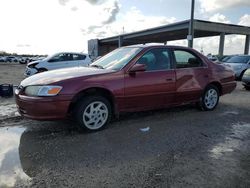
[15,94,72,120]
[221,81,237,95]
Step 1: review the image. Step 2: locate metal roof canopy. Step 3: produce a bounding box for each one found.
[88,19,250,57]
[100,19,250,45]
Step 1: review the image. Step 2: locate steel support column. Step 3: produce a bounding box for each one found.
[118,35,123,47]
[244,35,250,55]
[218,33,225,57]
[188,0,195,48]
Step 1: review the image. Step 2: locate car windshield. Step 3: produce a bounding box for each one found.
[91,47,142,71]
[226,56,250,64]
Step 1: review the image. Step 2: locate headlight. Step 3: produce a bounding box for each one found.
[24,85,62,96]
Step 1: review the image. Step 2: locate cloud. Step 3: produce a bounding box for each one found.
[59,0,105,6]
[78,0,120,36]
[58,0,70,6]
[16,44,31,48]
[71,6,78,11]
[209,13,231,24]
[238,14,250,26]
[85,0,105,5]
[102,1,120,24]
[199,0,250,12]
[89,6,176,37]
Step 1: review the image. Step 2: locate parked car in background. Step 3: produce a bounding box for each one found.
[5,56,18,62]
[221,55,235,62]
[242,68,250,90]
[223,55,250,80]
[25,52,92,76]
[207,54,219,62]
[19,57,29,64]
[16,45,236,131]
[0,56,6,62]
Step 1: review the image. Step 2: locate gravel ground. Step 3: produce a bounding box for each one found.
[0,64,249,188]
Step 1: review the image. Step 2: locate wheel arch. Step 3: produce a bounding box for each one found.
[37,67,48,71]
[68,87,116,116]
[207,81,222,95]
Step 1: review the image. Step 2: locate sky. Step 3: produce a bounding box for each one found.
[0,0,249,55]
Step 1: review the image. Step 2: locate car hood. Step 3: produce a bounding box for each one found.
[27,60,41,66]
[20,67,115,87]
[223,63,246,69]
[223,62,245,67]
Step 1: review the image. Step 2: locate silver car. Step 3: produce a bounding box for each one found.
[25,52,92,76]
[223,55,250,80]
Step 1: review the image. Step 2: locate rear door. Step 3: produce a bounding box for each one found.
[172,49,209,103]
[124,48,176,111]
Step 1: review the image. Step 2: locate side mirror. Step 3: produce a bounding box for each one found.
[129,64,146,73]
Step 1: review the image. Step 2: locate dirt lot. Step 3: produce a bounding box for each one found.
[0,63,250,187]
[0,62,26,84]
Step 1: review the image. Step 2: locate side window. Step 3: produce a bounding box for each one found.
[174,50,203,68]
[137,48,171,71]
[64,54,73,61]
[49,53,72,62]
[73,54,86,60]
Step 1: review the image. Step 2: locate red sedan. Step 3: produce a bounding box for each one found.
[15,45,236,131]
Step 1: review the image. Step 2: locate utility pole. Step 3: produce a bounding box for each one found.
[188,0,195,48]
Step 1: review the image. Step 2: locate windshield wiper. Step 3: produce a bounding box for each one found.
[90,64,104,69]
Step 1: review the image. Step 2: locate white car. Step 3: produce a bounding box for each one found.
[25,52,92,76]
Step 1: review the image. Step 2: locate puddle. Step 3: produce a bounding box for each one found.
[0,126,31,187]
[0,104,20,120]
[220,111,239,116]
[210,123,250,159]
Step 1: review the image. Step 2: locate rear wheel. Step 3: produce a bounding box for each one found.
[199,85,219,111]
[74,96,112,131]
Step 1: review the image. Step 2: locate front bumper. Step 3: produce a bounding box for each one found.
[24,67,37,77]
[15,93,72,120]
[242,77,250,87]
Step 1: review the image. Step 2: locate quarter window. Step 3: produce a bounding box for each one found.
[137,48,171,71]
[174,50,203,68]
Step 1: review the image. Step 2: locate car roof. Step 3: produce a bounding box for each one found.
[54,52,89,55]
[122,44,194,51]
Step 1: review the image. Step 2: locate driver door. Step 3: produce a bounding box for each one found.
[124,48,176,111]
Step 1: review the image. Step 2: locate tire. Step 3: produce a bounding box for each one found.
[198,85,219,111]
[239,70,246,81]
[244,86,250,90]
[74,96,112,131]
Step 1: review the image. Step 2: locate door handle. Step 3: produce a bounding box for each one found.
[166,78,174,82]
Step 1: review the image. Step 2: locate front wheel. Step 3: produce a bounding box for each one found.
[74,96,112,131]
[199,85,219,111]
